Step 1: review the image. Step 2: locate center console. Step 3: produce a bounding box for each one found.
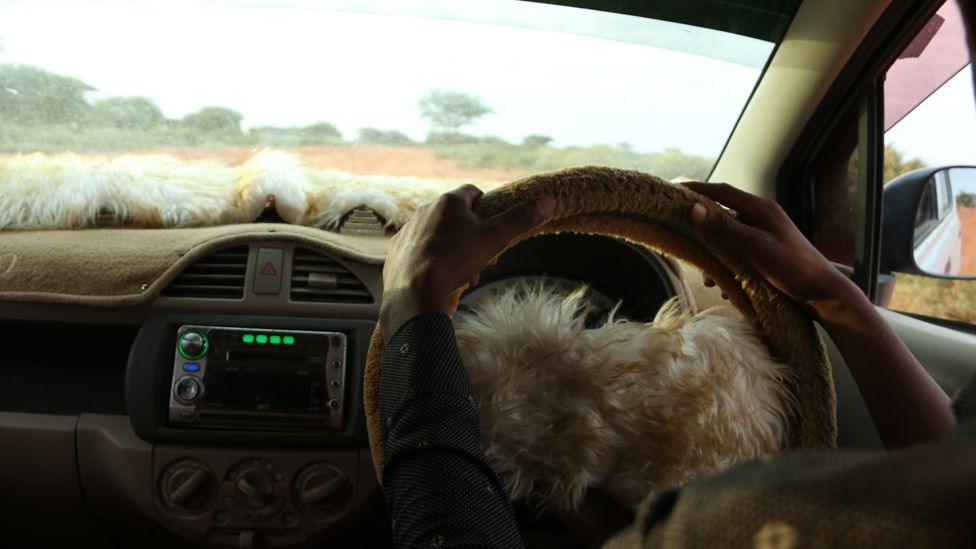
[167,325,348,431]
[126,315,379,547]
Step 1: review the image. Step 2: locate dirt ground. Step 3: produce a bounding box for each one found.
[36,144,525,183]
[960,206,976,274]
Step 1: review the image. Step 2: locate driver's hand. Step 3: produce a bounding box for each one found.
[682,182,856,318]
[380,184,555,343]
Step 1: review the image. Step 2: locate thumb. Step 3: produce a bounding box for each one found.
[482,195,556,250]
[690,202,762,247]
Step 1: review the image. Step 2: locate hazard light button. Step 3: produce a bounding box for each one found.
[254,248,284,295]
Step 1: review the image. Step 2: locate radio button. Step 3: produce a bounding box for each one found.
[178,331,209,359]
[174,376,203,403]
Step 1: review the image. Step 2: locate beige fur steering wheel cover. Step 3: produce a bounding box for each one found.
[364,166,836,482]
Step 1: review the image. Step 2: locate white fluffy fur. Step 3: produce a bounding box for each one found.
[0,150,485,230]
[454,284,797,511]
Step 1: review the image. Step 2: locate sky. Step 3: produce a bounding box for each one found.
[886,65,976,195]
[0,0,772,157]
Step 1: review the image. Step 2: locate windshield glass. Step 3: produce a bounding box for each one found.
[0,0,776,183]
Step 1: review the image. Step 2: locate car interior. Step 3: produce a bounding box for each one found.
[3,0,976,547]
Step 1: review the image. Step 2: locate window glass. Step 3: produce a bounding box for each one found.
[883,0,976,325]
[0,0,780,185]
[809,110,859,267]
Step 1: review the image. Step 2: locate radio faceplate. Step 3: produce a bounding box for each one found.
[168,325,347,431]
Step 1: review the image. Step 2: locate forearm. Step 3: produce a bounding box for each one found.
[811,278,955,448]
[380,312,523,548]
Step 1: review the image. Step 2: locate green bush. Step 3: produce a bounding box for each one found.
[88,97,164,130]
[522,134,554,148]
[0,64,94,125]
[430,141,713,181]
[0,123,250,152]
[181,106,244,135]
[357,128,415,146]
[249,123,344,147]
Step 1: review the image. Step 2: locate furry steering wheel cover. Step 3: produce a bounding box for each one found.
[363,165,836,482]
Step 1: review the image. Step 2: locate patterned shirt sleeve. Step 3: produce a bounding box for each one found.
[379,311,524,548]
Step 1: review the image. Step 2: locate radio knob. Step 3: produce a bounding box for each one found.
[294,462,352,517]
[160,459,216,513]
[174,376,203,403]
[179,331,209,359]
[235,468,276,509]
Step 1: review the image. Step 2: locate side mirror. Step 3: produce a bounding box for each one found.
[881,166,976,279]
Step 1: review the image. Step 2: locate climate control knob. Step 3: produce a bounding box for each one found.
[235,467,276,509]
[178,330,209,359]
[294,462,352,518]
[159,459,216,513]
[224,459,286,521]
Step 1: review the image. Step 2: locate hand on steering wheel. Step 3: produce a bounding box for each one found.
[380,184,555,343]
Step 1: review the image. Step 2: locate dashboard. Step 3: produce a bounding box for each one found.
[0,230,688,548]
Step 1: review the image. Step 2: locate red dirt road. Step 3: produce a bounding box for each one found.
[9,145,524,183]
[960,206,976,274]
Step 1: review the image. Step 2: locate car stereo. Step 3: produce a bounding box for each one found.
[168,325,347,431]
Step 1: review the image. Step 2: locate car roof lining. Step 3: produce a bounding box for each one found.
[525,0,802,43]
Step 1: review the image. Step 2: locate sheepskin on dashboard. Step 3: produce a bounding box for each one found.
[0,150,494,230]
[454,283,797,511]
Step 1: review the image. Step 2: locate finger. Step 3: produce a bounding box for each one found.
[689,201,765,249]
[682,182,769,224]
[446,184,484,208]
[481,195,555,250]
[469,274,480,287]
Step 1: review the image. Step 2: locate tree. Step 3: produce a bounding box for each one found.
[301,122,342,142]
[883,144,927,183]
[0,64,95,124]
[522,134,553,148]
[89,96,164,130]
[645,147,712,181]
[418,89,491,134]
[358,128,414,146]
[182,106,243,134]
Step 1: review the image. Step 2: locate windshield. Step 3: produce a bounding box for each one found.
[0,0,776,183]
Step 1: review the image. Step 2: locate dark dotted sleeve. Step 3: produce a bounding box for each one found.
[379,311,524,549]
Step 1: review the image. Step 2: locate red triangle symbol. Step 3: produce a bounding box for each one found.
[260,261,277,276]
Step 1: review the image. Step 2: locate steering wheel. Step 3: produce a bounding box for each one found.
[362,166,836,490]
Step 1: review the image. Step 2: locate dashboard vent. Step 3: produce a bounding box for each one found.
[339,207,387,236]
[290,248,372,304]
[161,246,248,299]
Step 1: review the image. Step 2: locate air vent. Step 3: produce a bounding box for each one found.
[161,246,248,299]
[290,248,372,303]
[339,207,387,236]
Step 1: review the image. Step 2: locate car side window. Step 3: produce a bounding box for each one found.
[881,0,976,326]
